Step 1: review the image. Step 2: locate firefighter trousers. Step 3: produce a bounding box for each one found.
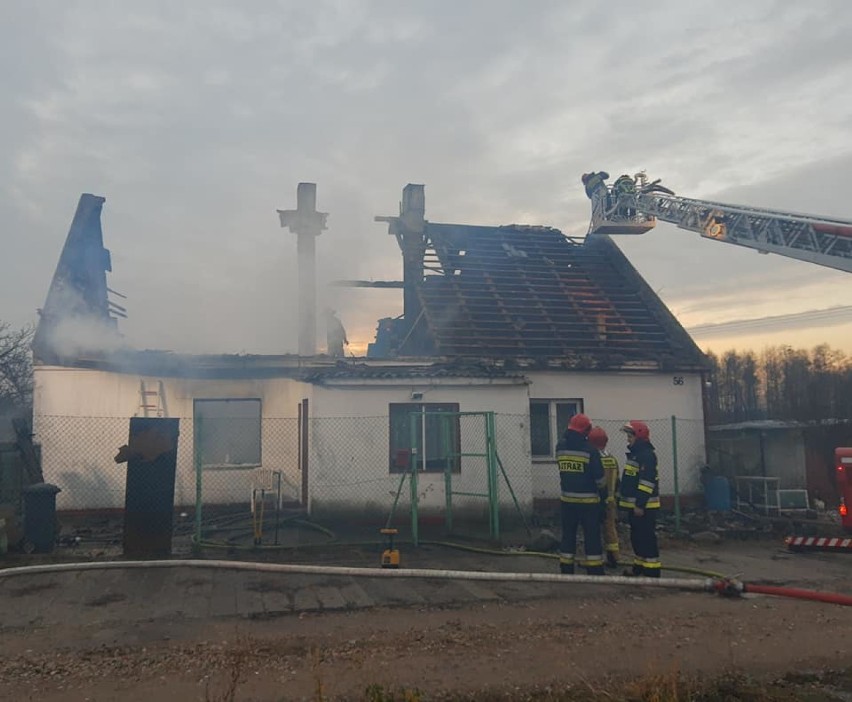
[629,510,660,577]
[603,501,619,561]
[559,502,604,575]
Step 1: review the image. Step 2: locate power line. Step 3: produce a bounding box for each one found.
[686,305,852,337]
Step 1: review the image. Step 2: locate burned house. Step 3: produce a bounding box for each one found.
[31,184,708,519]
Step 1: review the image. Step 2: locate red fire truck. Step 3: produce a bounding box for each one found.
[836,448,852,532]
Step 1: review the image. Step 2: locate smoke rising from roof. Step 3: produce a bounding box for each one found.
[3,1,852,355]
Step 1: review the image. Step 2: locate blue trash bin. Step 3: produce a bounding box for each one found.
[22,482,62,553]
[705,476,731,512]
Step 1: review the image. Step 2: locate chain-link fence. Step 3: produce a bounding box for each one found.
[29,413,707,551]
[0,443,27,513]
[304,412,527,543]
[195,416,301,548]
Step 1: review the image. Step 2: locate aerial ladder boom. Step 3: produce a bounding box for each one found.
[585,172,852,273]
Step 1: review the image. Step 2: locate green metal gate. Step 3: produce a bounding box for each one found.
[386,410,526,545]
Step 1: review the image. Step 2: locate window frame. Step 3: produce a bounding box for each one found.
[193,397,263,470]
[388,402,462,474]
[529,398,585,459]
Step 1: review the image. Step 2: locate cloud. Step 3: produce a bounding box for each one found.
[2,0,852,355]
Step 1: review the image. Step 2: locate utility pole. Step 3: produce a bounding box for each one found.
[277,183,328,356]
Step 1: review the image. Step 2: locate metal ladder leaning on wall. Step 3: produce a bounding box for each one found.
[138,380,168,418]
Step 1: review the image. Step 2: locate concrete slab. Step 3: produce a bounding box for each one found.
[313,586,347,610]
[173,574,215,619]
[293,587,320,611]
[457,580,502,601]
[260,589,294,615]
[58,570,130,626]
[414,579,479,605]
[234,574,267,618]
[360,578,427,606]
[337,581,374,609]
[92,569,159,623]
[243,576,294,616]
[0,572,65,630]
[205,573,238,618]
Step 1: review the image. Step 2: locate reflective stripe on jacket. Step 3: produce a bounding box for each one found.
[618,440,660,510]
[555,430,606,505]
[600,452,619,504]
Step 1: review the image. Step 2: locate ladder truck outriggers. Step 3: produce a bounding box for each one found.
[583,170,852,273]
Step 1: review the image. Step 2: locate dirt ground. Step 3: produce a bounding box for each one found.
[2,538,852,701]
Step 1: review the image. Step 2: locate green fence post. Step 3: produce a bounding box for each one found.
[409,412,420,547]
[486,412,499,541]
[496,452,531,536]
[443,413,453,535]
[194,415,203,551]
[671,414,681,534]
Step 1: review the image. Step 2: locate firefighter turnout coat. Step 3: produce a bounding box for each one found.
[556,430,607,504]
[618,440,660,511]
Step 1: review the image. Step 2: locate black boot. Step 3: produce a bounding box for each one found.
[606,552,619,569]
[560,563,575,575]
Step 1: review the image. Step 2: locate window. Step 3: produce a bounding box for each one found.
[389,403,460,473]
[194,399,262,468]
[529,399,584,458]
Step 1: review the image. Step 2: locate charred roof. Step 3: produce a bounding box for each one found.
[375,213,705,370]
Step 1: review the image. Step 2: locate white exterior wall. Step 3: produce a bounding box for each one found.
[525,371,706,500]
[32,367,534,516]
[33,366,312,510]
[33,364,706,515]
[307,379,533,517]
[33,366,311,418]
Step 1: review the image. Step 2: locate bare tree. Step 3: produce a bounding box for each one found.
[706,344,851,424]
[0,322,34,413]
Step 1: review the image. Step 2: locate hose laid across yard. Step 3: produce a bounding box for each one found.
[191,533,728,580]
[0,559,713,592]
[742,583,852,607]
[3,560,852,607]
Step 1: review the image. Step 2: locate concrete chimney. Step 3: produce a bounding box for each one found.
[277,183,328,356]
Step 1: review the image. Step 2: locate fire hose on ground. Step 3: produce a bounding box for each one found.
[44,514,852,607]
[192,533,727,579]
[1,559,851,607]
[0,559,724,592]
[734,583,852,607]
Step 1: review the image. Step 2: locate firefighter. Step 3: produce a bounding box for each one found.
[555,413,607,575]
[613,174,636,196]
[581,171,610,200]
[613,174,637,218]
[325,309,349,358]
[618,420,661,578]
[589,426,620,569]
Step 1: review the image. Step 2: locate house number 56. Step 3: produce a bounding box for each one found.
[672,376,684,385]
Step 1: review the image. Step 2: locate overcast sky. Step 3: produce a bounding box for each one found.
[3,0,852,357]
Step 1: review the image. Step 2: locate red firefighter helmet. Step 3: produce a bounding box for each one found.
[588,426,608,450]
[567,413,592,436]
[621,420,650,441]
